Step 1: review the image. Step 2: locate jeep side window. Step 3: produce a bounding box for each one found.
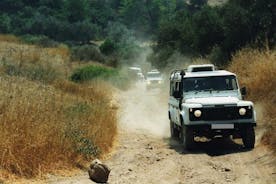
[174,82,182,98]
[231,78,238,89]
[170,81,174,96]
[175,82,180,91]
[170,81,181,97]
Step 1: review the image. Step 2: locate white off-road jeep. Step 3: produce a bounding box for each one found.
[146,70,163,90]
[168,64,256,150]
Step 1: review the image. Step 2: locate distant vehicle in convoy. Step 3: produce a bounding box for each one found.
[146,70,163,90]
[168,64,256,150]
[128,66,144,81]
[137,72,145,81]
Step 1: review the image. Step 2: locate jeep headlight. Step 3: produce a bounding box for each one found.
[147,81,151,84]
[158,81,162,84]
[194,110,202,117]
[239,108,246,116]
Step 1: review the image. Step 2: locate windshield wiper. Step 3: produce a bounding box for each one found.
[194,90,203,94]
[203,88,213,93]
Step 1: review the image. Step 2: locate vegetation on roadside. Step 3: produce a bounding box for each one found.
[70,65,130,90]
[0,77,117,178]
[70,65,116,82]
[0,0,274,180]
[0,0,273,67]
[228,48,276,149]
[70,44,104,63]
[154,0,274,68]
[0,37,118,179]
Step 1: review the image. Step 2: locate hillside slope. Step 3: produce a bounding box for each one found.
[0,36,117,180]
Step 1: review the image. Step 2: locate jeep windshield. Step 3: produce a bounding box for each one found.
[147,73,161,79]
[183,75,238,92]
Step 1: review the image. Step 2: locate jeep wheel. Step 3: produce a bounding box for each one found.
[170,121,179,138]
[181,125,194,150]
[242,126,255,149]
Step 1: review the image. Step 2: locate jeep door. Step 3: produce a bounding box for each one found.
[169,81,182,125]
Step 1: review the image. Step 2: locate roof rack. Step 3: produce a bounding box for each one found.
[187,64,215,72]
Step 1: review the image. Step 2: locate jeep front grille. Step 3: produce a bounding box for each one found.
[189,106,253,121]
[150,80,159,84]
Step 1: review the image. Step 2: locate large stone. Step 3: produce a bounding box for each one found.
[88,159,111,183]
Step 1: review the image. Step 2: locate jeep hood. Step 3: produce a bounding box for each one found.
[147,77,162,81]
[185,96,239,106]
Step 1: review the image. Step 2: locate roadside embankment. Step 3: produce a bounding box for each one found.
[0,37,118,180]
[228,48,276,149]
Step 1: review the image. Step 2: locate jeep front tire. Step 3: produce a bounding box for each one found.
[242,126,255,149]
[170,121,179,138]
[181,125,194,150]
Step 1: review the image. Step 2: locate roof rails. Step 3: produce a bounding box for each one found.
[150,69,159,72]
[187,64,215,72]
[170,64,217,81]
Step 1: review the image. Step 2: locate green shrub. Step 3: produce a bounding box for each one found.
[209,46,228,66]
[150,46,174,69]
[65,103,100,158]
[65,126,100,158]
[70,45,105,62]
[100,39,117,55]
[70,65,117,82]
[70,65,131,89]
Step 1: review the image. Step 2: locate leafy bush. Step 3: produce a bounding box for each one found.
[0,13,11,33]
[65,126,100,158]
[156,0,275,68]
[65,103,101,158]
[209,46,228,66]
[103,22,142,64]
[70,65,117,82]
[70,44,105,62]
[191,6,224,54]
[100,38,117,55]
[70,65,130,89]
[149,46,175,69]
[68,21,100,43]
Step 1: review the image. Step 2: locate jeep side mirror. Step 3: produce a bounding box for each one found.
[173,91,181,98]
[241,87,247,96]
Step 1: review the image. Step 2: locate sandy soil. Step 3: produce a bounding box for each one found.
[45,83,276,184]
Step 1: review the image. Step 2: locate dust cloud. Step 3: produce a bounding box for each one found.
[117,82,170,138]
[114,36,191,138]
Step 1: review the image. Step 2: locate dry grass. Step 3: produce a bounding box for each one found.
[228,48,276,148]
[0,35,20,43]
[0,37,118,180]
[0,41,70,66]
[0,76,117,179]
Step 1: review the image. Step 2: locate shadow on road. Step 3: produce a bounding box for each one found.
[165,137,252,156]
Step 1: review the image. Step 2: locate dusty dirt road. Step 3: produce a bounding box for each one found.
[48,83,276,184]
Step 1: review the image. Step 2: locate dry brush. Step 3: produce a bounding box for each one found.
[0,36,118,180]
[228,48,276,149]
